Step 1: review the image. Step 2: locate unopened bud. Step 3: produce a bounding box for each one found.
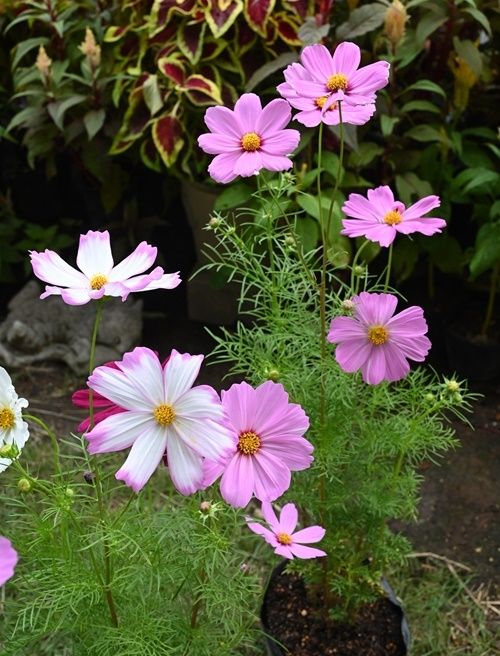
[83,470,96,485]
[453,392,463,404]
[424,393,435,403]
[341,299,355,314]
[18,478,32,493]
[79,27,101,69]
[384,0,408,48]
[199,501,212,513]
[265,368,280,382]
[284,235,295,247]
[445,379,460,393]
[352,265,366,277]
[35,45,52,83]
[208,217,221,230]
[0,444,18,459]
[240,562,250,574]
[65,487,75,498]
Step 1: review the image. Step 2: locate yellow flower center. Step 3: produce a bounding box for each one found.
[276,532,293,545]
[153,404,176,426]
[383,210,403,225]
[326,73,348,92]
[315,96,337,111]
[237,430,261,455]
[0,408,15,430]
[368,325,389,346]
[90,274,108,290]
[241,132,261,152]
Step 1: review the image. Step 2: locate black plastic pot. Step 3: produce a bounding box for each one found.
[445,326,500,381]
[261,561,411,655]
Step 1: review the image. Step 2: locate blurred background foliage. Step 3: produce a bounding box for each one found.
[0,0,498,339]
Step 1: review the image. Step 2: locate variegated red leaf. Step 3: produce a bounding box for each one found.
[109,86,150,154]
[140,138,162,172]
[273,12,302,45]
[152,114,185,167]
[104,25,130,42]
[244,0,276,36]
[282,0,313,20]
[151,0,197,33]
[205,0,243,38]
[182,74,223,106]
[178,21,206,64]
[158,56,186,85]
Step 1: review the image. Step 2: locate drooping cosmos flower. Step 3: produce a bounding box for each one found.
[247,502,326,560]
[278,63,376,127]
[72,361,126,432]
[328,292,431,385]
[203,381,313,508]
[85,347,232,494]
[0,537,18,585]
[198,92,300,184]
[341,186,446,246]
[30,230,181,305]
[278,42,389,112]
[0,367,29,474]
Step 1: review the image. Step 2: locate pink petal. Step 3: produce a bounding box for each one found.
[86,411,152,453]
[259,154,294,173]
[222,382,257,433]
[252,450,291,502]
[0,537,18,586]
[300,44,335,83]
[233,93,261,132]
[30,250,87,288]
[198,132,241,155]
[118,347,164,405]
[246,521,277,546]
[335,339,372,373]
[357,223,396,247]
[342,193,381,222]
[41,286,92,305]
[208,152,240,184]
[348,61,390,96]
[289,544,326,559]
[275,544,294,559]
[163,350,203,404]
[328,316,366,343]
[380,344,410,381]
[366,186,395,213]
[402,195,440,221]
[204,105,241,139]
[76,230,114,278]
[354,292,398,325]
[278,503,298,534]
[386,306,427,336]
[261,130,300,156]
[202,457,227,488]
[361,346,387,385]
[332,41,361,76]
[233,151,263,177]
[256,99,292,136]
[263,435,313,471]
[124,270,181,292]
[108,241,158,281]
[293,109,322,128]
[220,453,255,508]
[261,501,281,532]
[166,432,204,495]
[292,525,326,544]
[396,218,446,236]
[389,335,431,362]
[115,426,168,492]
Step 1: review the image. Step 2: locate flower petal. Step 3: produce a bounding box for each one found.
[261,501,280,533]
[289,544,326,559]
[222,382,257,433]
[233,151,263,177]
[301,44,335,83]
[163,350,203,404]
[256,99,292,136]
[89,360,154,412]
[402,195,440,221]
[261,130,300,156]
[115,427,167,492]
[208,152,240,184]
[233,93,261,132]
[252,450,291,502]
[335,339,372,373]
[41,286,92,305]
[204,105,242,139]
[332,41,361,77]
[278,503,298,534]
[172,417,233,461]
[166,432,204,494]
[198,132,241,155]
[0,537,18,586]
[30,250,87,288]
[86,411,152,453]
[76,230,114,278]
[220,453,255,508]
[116,347,164,406]
[292,525,326,544]
[246,521,277,546]
[108,241,158,282]
[361,346,387,385]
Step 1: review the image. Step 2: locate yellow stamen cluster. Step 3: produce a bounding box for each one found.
[368,325,389,346]
[0,407,15,430]
[89,274,108,290]
[326,73,348,92]
[241,132,261,152]
[154,404,176,426]
[276,532,293,545]
[237,430,261,455]
[314,96,337,111]
[383,210,403,225]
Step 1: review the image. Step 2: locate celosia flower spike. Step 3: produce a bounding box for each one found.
[203,381,313,508]
[247,502,326,560]
[0,367,29,474]
[86,347,232,494]
[0,537,18,585]
[341,186,446,246]
[328,292,431,385]
[198,93,300,184]
[30,230,180,305]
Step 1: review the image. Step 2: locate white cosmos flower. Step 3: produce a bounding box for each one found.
[85,347,233,494]
[0,368,29,473]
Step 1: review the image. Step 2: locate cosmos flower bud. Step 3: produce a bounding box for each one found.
[341,299,355,314]
[445,378,460,393]
[35,46,52,84]
[199,501,212,513]
[384,0,408,49]
[79,27,101,70]
[18,478,32,493]
[352,265,366,277]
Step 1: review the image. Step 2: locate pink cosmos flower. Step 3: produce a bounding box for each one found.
[0,536,18,586]
[247,502,326,560]
[341,186,446,247]
[85,347,233,494]
[197,92,300,184]
[30,230,181,305]
[328,292,431,385]
[278,63,376,127]
[72,361,126,432]
[278,42,389,110]
[203,381,313,508]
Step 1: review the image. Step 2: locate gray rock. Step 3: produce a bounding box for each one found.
[0,281,142,373]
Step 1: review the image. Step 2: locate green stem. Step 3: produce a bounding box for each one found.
[324,101,345,243]
[88,300,104,428]
[384,242,394,291]
[23,413,62,479]
[481,262,498,337]
[350,239,371,294]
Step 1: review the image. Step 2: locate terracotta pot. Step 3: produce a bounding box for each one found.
[261,561,411,656]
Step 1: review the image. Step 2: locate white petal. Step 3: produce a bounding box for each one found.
[108,241,158,281]
[76,231,114,278]
[89,362,153,412]
[174,386,224,420]
[167,432,204,495]
[117,347,164,406]
[30,250,87,288]
[115,426,167,492]
[172,417,233,460]
[86,411,153,453]
[163,350,203,404]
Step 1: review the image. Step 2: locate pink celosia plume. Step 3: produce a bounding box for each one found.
[328,292,431,385]
[30,230,181,305]
[198,92,300,184]
[247,502,326,559]
[0,536,18,586]
[85,347,232,494]
[203,380,313,508]
[341,186,446,246]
